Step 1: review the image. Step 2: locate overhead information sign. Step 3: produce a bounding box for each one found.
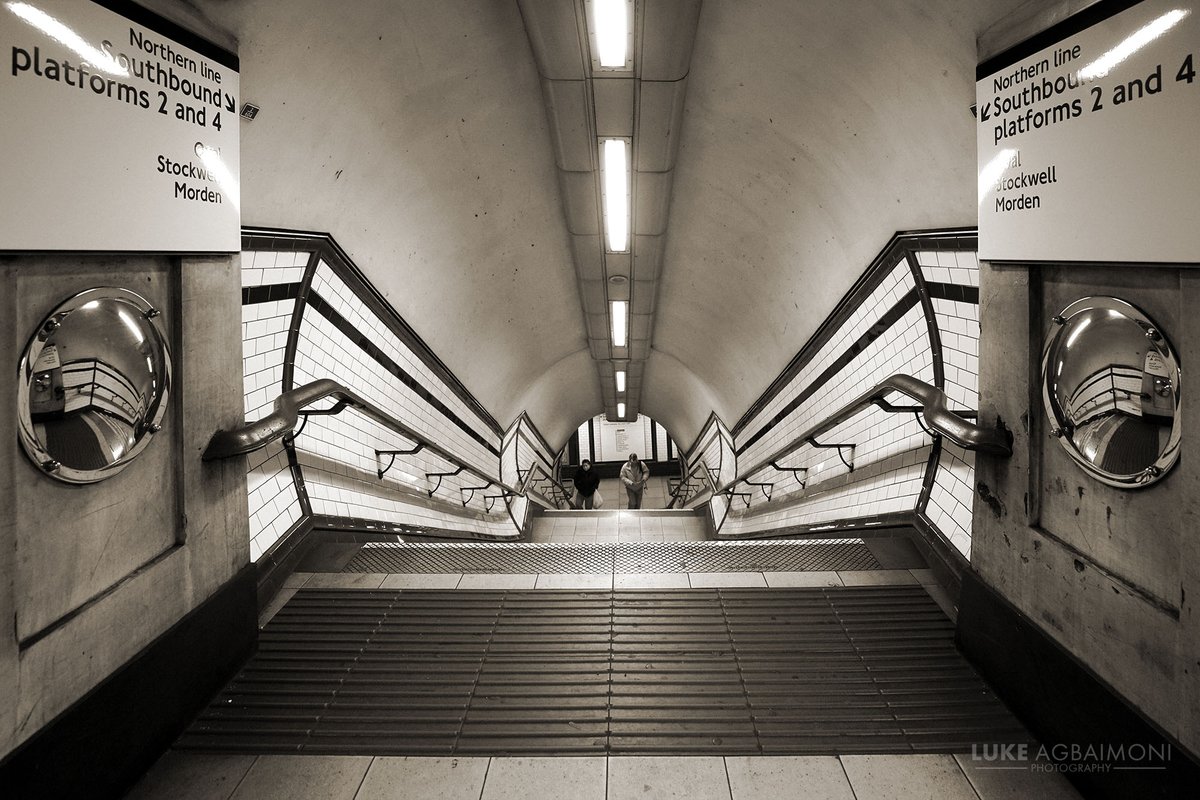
[976,0,1199,263]
[0,0,240,251]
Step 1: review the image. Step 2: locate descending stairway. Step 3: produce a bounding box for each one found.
[176,517,1032,758]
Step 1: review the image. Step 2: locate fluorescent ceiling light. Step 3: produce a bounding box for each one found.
[594,0,628,68]
[602,139,629,252]
[617,402,626,418]
[616,369,626,393]
[611,300,627,348]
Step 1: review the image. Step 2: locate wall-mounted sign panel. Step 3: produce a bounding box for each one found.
[976,0,1199,263]
[0,0,239,251]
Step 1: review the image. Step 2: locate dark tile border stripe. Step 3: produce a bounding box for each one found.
[305,289,500,457]
[735,287,922,456]
[241,283,302,305]
[242,229,504,437]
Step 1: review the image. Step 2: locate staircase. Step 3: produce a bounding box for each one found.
[175,518,1032,758]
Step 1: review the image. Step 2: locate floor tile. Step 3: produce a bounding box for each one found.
[725,756,855,800]
[229,755,372,800]
[304,573,388,589]
[688,572,768,588]
[614,572,692,589]
[762,571,844,587]
[608,756,731,799]
[379,573,463,589]
[455,573,538,590]
[837,570,918,586]
[535,573,613,589]
[481,757,606,800]
[125,752,256,800]
[840,754,978,800]
[356,756,489,800]
[954,753,1083,799]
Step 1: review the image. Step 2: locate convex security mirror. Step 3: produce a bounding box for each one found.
[1042,296,1180,489]
[18,288,171,484]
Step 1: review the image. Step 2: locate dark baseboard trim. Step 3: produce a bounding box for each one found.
[256,516,316,611]
[0,565,258,800]
[957,572,1200,799]
[910,513,968,598]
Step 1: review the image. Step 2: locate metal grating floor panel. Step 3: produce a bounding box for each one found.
[178,587,1030,756]
[340,540,882,574]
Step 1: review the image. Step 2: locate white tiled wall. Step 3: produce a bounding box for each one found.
[737,260,924,471]
[242,249,309,287]
[926,442,976,558]
[242,298,294,423]
[724,241,983,557]
[239,245,522,559]
[245,439,303,562]
[298,262,499,478]
[724,446,932,537]
[241,249,309,558]
[914,249,981,557]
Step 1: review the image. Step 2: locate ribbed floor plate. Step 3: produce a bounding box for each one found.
[340,540,881,574]
[179,586,1029,756]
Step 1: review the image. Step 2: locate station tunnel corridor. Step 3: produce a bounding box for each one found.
[2,1,1199,799]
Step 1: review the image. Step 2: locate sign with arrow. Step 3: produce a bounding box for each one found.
[975,0,1198,263]
[0,0,241,251]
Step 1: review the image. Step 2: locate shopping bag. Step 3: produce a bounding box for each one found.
[593,490,604,509]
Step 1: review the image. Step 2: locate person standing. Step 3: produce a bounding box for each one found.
[572,459,601,509]
[620,452,650,509]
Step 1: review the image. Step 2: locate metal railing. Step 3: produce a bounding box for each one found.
[667,457,718,509]
[202,378,521,500]
[724,373,1012,511]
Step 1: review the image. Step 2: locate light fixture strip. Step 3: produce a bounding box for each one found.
[617,401,626,418]
[616,369,626,393]
[593,0,629,69]
[601,138,629,253]
[611,300,627,348]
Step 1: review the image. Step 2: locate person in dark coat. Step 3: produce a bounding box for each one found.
[572,458,601,509]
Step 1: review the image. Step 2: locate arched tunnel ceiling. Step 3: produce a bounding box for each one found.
[193,0,600,441]
[192,0,1026,451]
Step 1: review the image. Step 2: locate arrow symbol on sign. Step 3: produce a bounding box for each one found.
[225,92,235,113]
[979,101,991,122]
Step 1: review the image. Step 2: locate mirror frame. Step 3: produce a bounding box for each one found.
[17,287,172,484]
[1041,295,1180,489]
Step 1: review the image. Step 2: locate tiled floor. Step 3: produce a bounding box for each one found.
[126,752,1082,799]
[529,509,708,543]
[569,477,673,510]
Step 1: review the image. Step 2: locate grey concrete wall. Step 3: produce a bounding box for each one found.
[972,262,1200,756]
[0,253,248,758]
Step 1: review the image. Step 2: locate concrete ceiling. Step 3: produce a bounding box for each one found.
[190,0,1027,450]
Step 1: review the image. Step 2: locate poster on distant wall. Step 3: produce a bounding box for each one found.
[976,0,1198,263]
[0,0,240,251]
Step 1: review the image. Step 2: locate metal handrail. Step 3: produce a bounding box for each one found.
[667,457,718,509]
[201,378,520,494]
[731,373,1012,497]
[524,461,574,509]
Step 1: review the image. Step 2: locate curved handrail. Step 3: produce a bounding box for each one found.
[667,457,719,509]
[523,461,574,509]
[735,373,1012,492]
[202,378,518,493]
